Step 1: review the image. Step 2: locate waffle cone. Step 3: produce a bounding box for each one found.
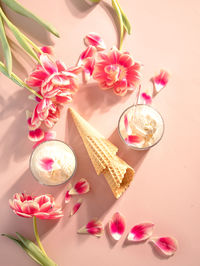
[69,108,135,198]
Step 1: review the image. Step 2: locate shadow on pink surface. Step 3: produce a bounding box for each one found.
[65,0,96,18]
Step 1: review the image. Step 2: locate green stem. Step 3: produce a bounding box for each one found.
[23,34,43,55]
[33,217,47,257]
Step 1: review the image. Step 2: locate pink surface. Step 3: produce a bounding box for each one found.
[0,0,200,265]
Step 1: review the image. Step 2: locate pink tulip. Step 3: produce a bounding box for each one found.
[9,193,63,219]
[93,47,141,96]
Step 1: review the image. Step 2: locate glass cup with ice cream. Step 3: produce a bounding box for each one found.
[29,140,77,186]
[118,104,164,150]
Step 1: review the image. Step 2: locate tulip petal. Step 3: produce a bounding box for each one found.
[40,46,53,55]
[70,199,83,216]
[141,92,152,104]
[32,131,56,149]
[78,219,103,237]
[151,70,169,93]
[128,222,154,241]
[78,45,96,66]
[84,32,106,51]
[65,183,72,204]
[124,114,132,135]
[40,54,57,75]
[28,128,44,142]
[109,212,125,241]
[40,157,54,171]
[150,236,178,256]
[125,135,142,144]
[69,178,90,195]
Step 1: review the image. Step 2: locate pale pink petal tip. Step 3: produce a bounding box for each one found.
[141,92,152,104]
[109,212,125,241]
[152,70,170,93]
[69,178,90,195]
[78,219,103,237]
[70,199,83,216]
[150,236,178,256]
[84,32,106,51]
[65,183,72,204]
[40,157,54,171]
[128,222,154,242]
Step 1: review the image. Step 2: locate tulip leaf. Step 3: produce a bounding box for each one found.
[0,15,12,76]
[1,0,60,37]
[112,0,124,50]
[0,8,39,63]
[16,233,57,266]
[115,0,131,34]
[2,234,42,265]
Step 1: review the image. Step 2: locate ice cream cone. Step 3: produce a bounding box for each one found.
[69,108,135,198]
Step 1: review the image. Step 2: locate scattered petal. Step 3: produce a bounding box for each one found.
[109,212,125,241]
[65,183,72,204]
[40,157,54,171]
[69,178,90,195]
[40,46,53,55]
[28,128,44,142]
[141,92,152,104]
[124,114,132,135]
[128,222,154,242]
[84,32,106,51]
[78,219,103,237]
[125,135,142,144]
[151,70,170,93]
[70,199,83,216]
[150,236,178,256]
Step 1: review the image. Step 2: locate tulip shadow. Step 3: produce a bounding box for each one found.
[65,0,96,18]
[72,82,131,117]
[2,3,54,46]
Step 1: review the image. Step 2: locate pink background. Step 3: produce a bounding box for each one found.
[0,0,200,265]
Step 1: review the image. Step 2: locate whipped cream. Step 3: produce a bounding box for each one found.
[30,140,76,185]
[119,105,164,149]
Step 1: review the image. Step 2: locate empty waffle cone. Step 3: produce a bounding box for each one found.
[69,108,135,198]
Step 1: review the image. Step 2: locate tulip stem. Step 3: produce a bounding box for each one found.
[33,216,47,257]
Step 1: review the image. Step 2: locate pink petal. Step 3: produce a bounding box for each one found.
[32,131,56,149]
[151,70,170,93]
[70,199,83,216]
[109,212,125,241]
[82,57,95,83]
[124,114,132,135]
[150,237,178,256]
[141,92,152,104]
[78,45,96,66]
[40,54,58,75]
[40,157,54,171]
[28,128,44,142]
[69,178,90,195]
[65,183,72,204]
[56,60,67,72]
[21,201,39,215]
[78,219,103,237]
[125,135,142,144]
[128,222,154,241]
[41,46,53,55]
[84,32,106,51]
[26,110,41,130]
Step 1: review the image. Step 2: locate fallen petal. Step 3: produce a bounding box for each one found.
[124,114,132,135]
[150,236,178,256]
[40,157,54,171]
[78,218,103,237]
[125,135,142,144]
[40,46,53,55]
[151,70,170,93]
[128,222,154,241]
[65,183,72,204]
[84,32,106,51]
[32,131,56,149]
[70,199,83,216]
[69,178,90,195]
[141,92,152,104]
[109,212,125,241]
[28,128,44,142]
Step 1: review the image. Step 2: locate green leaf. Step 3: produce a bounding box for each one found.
[115,0,131,34]
[0,8,40,63]
[0,61,43,99]
[0,15,12,75]
[2,234,42,265]
[2,0,60,37]
[112,0,124,50]
[16,233,57,266]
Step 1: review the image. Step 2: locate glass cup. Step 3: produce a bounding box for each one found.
[29,140,77,186]
[118,104,165,150]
